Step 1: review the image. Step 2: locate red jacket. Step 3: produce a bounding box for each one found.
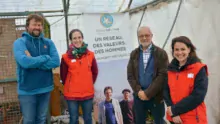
[60,49,98,100]
[166,59,208,124]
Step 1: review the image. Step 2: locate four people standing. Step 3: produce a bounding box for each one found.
[13,14,208,124]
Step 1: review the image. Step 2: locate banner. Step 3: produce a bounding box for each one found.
[78,13,134,122]
[81,13,132,62]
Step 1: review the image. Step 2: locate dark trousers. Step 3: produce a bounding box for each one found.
[133,95,165,124]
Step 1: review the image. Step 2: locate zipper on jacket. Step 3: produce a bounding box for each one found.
[196,108,200,123]
[68,75,71,92]
[86,55,91,71]
[79,59,82,65]
[176,73,179,80]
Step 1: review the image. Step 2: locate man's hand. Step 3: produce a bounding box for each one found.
[167,106,173,116]
[138,90,149,100]
[25,50,31,57]
[172,116,183,124]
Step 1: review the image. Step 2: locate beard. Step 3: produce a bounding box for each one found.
[29,29,42,37]
[141,41,151,48]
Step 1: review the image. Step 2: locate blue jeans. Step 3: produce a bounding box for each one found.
[18,92,51,124]
[67,98,93,124]
[133,95,165,124]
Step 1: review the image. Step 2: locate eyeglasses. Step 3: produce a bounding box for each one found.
[138,34,151,39]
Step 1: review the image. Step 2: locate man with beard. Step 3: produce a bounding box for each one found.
[13,14,60,124]
[127,26,168,124]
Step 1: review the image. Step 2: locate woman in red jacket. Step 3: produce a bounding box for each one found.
[60,29,98,124]
[164,36,208,124]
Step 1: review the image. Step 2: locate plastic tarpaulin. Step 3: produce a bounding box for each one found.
[130,0,220,123]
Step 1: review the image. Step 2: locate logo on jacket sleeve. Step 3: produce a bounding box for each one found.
[44,45,47,49]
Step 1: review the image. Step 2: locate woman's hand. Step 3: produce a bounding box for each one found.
[167,106,173,116]
[172,116,183,124]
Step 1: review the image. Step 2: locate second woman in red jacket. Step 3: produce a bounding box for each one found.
[164,36,208,124]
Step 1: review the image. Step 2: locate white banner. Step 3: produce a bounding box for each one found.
[81,13,133,62]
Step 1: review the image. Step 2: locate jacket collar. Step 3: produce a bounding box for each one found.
[22,31,44,40]
[67,44,89,59]
[134,43,156,59]
[168,57,201,72]
[139,43,153,52]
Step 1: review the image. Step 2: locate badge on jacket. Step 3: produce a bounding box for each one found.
[187,73,194,78]
[71,59,76,63]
